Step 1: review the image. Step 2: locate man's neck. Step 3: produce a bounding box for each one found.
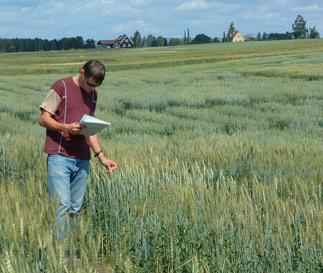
[73,74,81,87]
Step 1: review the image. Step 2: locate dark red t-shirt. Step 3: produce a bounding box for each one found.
[42,76,97,160]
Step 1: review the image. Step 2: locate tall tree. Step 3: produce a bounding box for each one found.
[169,38,182,46]
[141,36,147,47]
[226,22,235,42]
[84,39,96,48]
[192,33,211,44]
[257,32,262,41]
[222,32,226,42]
[308,27,320,39]
[146,34,156,47]
[184,30,187,44]
[153,36,166,47]
[292,15,307,39]
[132,30,142,48]
[187,28,191,44]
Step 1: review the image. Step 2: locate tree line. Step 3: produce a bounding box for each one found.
[0,15,320,52]
[255,15,319,41]
[131,15,320,48]
[0,36,96,52]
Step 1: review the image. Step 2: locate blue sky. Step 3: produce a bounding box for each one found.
[0,0,322,40]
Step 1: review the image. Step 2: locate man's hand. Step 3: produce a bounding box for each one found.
[98,154,118,172]
[66,122,83,135]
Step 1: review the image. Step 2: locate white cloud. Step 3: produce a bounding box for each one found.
[0,0,322,40]
[177,0,209,11]
[110,19,156,36]
[190,19,205,26]
[265,12,281,19]
[275,0,294,4]
[130,0,149,6]
[100,0,116,4]
[292,4,323,12]
[177,0,239,13]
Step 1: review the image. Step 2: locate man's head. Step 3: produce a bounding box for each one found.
[80,60,105,91]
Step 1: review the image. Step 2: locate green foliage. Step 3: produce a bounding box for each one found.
[257,32,262,41]
[222,32,226,42]
[308,27,320,39]
[169,38,183,46]
[226,22,235,42]
[192,34,211,44]
[145,34,156,47]
[0,40,322,272]
[292,15,307,39]
[133,30,142,48]
[0,36,88,52]
[183,29,191,45]
[84,39,96,49]
[154,36,166,47]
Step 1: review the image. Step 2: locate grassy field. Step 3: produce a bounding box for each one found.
[0,39,322,272]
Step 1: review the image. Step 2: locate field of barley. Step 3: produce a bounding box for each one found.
[0,39,322,273]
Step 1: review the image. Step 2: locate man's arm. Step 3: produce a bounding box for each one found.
[38,110,81,135]
[89,135,117,171]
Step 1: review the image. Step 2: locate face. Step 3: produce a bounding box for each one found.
[80,70,102,92]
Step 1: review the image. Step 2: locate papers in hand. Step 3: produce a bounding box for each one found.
[79,114,111,136]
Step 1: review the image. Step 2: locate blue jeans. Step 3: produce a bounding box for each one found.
[47,154,89,242]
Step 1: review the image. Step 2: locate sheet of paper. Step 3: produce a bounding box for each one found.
[79,114,111,136]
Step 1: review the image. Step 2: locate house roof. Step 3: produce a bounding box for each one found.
[98,34,134,46]
[98,40,115,45]
[115,34,127,44]
[232,31,243,38]
[116,34,134,45]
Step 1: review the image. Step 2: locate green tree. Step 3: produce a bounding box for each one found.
[84,39,96,48]
[132,30,142,48]
[212,37,220,43]
[222,32,226,42]
[226,22,235,42]
[292,15,307,39]
[154,36,165,47]
[192,33,211,44]
[257,32,262,41]
[7,44,16,52]
[146,34,155,47]
[141,36,146,47]
[168,38,182,46]
[262,32,267,40]
[307,27,320,39]
[187,28,191,44]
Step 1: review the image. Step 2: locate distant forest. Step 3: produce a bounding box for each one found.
[0,36,96,52]
[0,15,320,53]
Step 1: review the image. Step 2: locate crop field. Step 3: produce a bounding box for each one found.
[0,39,322,272]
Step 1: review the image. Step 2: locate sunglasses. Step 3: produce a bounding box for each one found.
[83,72,102,87]
[86,79,102,88]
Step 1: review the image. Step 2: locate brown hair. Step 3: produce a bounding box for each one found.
[82,60,105,84]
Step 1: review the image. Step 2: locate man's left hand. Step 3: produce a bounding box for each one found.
[98,154,117,172]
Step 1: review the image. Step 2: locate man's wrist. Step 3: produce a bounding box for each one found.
[62,124,69,133]
[98,152,105,162]
[94,150,103,158]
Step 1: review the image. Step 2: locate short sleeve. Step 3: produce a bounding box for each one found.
[40,89,61,115]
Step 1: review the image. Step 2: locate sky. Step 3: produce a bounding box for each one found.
[0,0,322,40]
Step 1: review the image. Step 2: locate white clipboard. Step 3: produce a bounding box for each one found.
[79,114,111,136]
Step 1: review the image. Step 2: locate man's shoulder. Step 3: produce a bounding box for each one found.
[52,76,73,89]
[51,76,75,96]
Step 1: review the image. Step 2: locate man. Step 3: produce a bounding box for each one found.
[39,60,117,245]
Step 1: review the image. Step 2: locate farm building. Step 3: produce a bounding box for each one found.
[231,31,245,42]
[97,34,134,48]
